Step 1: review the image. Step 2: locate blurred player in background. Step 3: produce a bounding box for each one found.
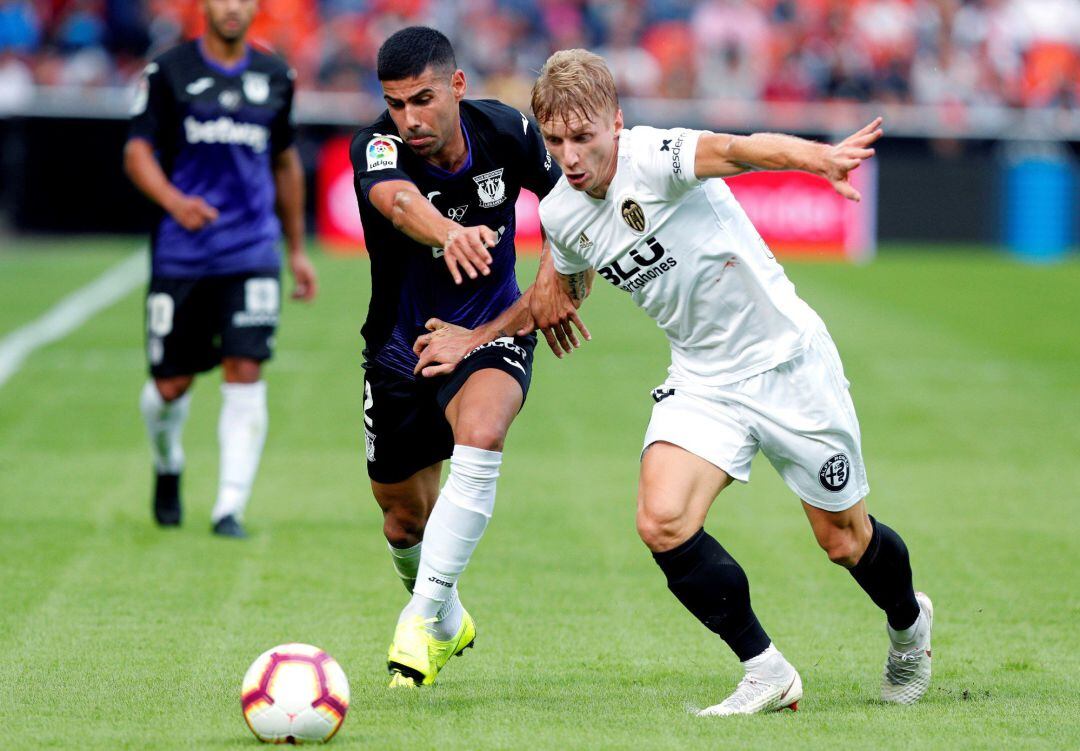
[350,27,574,687]
[124,0,317,538]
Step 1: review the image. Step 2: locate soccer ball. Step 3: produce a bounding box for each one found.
[241,643,350,744]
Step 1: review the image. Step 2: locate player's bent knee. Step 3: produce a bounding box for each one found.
[382,510,425,548]
[453,424,506,452]
[636,506,692,553]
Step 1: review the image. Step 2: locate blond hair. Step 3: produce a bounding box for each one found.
[531,49,619,126]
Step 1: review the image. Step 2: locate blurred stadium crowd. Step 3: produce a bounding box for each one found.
[0,0,1077,113]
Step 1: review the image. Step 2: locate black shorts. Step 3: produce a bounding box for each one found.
[363,335,536,484]
[145,270,279,378]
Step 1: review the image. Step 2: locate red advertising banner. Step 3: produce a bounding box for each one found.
[317,135,876,260]
[723,164,877,261]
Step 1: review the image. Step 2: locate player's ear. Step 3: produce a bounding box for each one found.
[451,69,467,101]
[613,108,624,133]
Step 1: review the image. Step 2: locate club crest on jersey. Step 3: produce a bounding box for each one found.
[818,453,850,492]
[619,196,648,235]
[242,72,269,104]
[366,137,398,171]
[473,168,506,208]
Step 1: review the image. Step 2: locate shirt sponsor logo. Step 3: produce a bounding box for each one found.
[185,76,214,96]
[671,131,686,175]
[366,137,398,171]
[242,71,269,104]
[619,196,648,235]
[183,116,269,152]
[447,205,468,222]
[473,168,506,208]
[597,235,678,293]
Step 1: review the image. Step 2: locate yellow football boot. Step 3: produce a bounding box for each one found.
[387,610,476,688]
[433,608,476,672]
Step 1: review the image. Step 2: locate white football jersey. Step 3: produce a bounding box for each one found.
[540,125,822,386]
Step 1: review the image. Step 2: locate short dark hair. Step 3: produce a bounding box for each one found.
[377,26,457,81]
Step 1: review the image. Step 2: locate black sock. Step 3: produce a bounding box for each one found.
[849,516,920,630]
[652,528,771,662]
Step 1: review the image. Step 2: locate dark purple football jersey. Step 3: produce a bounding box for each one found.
[351,99,561,379]
[129,39,296,278]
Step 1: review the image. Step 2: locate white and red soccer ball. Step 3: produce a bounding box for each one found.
[242,643,350,744]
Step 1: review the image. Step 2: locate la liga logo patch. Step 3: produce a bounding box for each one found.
[366,137,398,171]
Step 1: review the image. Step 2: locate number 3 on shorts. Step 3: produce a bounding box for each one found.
[147,293,174,337]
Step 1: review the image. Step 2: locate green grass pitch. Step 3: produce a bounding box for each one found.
[0,238,1077,749]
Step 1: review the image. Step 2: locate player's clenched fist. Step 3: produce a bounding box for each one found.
[166,193,219,231]
[443,224,496,284]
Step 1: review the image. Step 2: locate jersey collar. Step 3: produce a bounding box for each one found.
[197,37,251,76]
[422,119,474,179]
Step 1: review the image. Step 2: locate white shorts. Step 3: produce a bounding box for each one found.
[643,326,869,512]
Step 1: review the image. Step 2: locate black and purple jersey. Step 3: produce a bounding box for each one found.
[351,99,561,379]
[129,39,296,279]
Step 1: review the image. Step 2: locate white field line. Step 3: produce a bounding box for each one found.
[0,249,147,389]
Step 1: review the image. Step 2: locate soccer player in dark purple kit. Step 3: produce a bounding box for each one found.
[350,27,577,687]
[124,0,317,538]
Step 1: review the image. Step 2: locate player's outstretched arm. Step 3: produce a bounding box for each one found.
[693,117,884,202]
[368,180,496,284]
[273,146,317,301]
[124,138,219,230]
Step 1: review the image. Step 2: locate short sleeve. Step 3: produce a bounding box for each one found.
[128,61,170,145]
[630,126,705,200]
[520,116,561,199]
[350,130,414,204]
[269,69,297,154]
[545,227,591,275]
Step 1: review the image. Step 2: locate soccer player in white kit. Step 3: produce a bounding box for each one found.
[525,50,934,715]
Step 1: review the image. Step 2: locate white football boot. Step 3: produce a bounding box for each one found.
[881,591,933,704]
[698,665,802,716]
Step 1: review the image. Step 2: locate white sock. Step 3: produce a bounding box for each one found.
[212,381,268,523]
[389,541,465,639]
[388,541,422,593]
[742,644,794,685]
[400,445,501,622]
[140,380,190,474]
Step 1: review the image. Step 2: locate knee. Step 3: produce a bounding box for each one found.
[382,507,425,548]
[453,424,506,452]
[636,505,692,553]
[223,358,262,384]
[155,378,190,403]
[818,528,867,568]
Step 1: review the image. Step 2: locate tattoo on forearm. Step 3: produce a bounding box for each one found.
[566,271,589,304]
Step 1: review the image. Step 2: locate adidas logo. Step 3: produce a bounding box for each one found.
[578,232,593,252]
